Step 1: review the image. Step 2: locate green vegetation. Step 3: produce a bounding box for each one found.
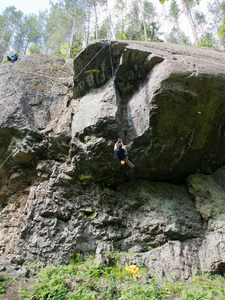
[0,274,15,296]
[8,254,223,300]
[1,255,224,299]
[180,273,225,299]
[0,281,5,294]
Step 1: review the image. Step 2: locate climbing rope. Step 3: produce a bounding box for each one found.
[108,43,117,105]
[0,41,110,170]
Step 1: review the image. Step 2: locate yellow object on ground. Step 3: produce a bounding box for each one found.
[125,265,140,279]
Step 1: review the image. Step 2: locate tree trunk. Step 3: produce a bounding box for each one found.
[94,2,99,40]
[210,0,223,30]
[140,0,147,41]
[0,28,7,46]
[182,0,199,46]
[0,27,8,46]
[175,19,184,44]
[36,36,40,48]
[213,19,219,32]
[121,5,124,33]
[106,0,116,40]
[24,40,29,55]
[67,0,78,59]
[1,26,15,63]
[106,19,109,40]
[0,18,10,46]
[86,3,91,45]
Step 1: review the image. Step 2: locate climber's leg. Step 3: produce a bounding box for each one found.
[125,157,135,168]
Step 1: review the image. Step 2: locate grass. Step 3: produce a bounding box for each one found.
[179,273,225,299]
[162,272,225,300]
[0,254,224,299]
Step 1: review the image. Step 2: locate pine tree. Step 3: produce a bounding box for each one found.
[114,0,127,39]
[14,14,39,55]
[181,0,199,45]
[1,6,23,63]
[169,0,184,44]
[140,0,147,41]
[45,2,70,56]
[125,0,142,40]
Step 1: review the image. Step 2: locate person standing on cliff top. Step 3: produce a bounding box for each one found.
[114,138,135,168]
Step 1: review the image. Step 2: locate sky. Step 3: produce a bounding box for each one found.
[0,0,57,15]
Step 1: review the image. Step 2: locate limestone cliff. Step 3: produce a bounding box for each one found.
[0,41,225,279]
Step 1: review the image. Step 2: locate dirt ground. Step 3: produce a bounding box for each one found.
[1,274,35,300]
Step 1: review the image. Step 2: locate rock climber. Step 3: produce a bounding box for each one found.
[114,138,135,168]
[7,52,20,63]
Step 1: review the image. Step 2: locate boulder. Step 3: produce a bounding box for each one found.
[0,41,225,280]
[71,41,225,182]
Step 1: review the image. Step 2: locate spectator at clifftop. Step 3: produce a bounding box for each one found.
[7,52,20,63]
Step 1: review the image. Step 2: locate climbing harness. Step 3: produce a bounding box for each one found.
[0,41,111,170]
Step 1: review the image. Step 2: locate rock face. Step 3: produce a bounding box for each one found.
[0,41,225,280]
[71,41,225,182]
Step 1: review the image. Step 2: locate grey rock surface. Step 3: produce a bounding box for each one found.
[71,41,225,182]
[0,41,225,280]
